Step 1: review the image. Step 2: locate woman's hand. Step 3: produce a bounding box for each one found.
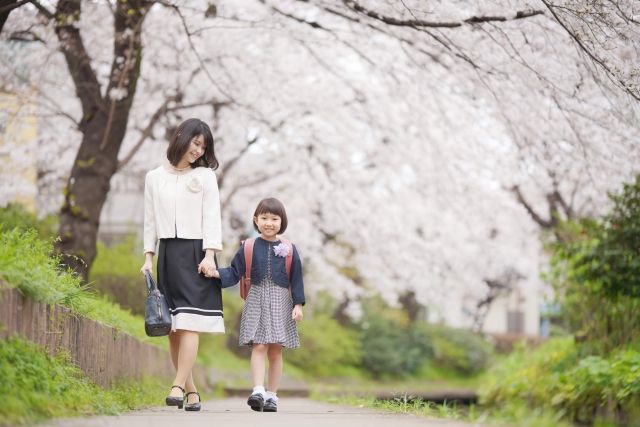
[292,304,303,322]
[140,252,154,275]
[198,249,217,277]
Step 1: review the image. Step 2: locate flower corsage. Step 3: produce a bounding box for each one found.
[273,242,290,257]
[186,175,203,193]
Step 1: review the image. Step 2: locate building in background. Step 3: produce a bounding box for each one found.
[0,91,38,211]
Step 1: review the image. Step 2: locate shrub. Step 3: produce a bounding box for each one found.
[0,203,57,239]
[356,295,491,378]
[571,175,640,298]
[0,228,87,312]
[360,316,432,378]
[546,176,640,354]
[89,235,146,315]
[480,337,640,425]
[426,325,492,375]
[0,336,165,425]
[0,228,148,341]
[287,313,362,377]
[480,337,578,408]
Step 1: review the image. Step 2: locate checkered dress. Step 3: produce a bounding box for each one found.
[238,244,300,348]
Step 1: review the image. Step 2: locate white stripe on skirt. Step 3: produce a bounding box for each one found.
[172,313,225,333]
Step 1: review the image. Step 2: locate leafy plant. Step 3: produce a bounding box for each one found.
[0,203,58,239]
[287,313,362,377]
[89,234,147,315]
[0,336,166,425]
[479,337,640,425]
[546,175,640,354]
[0,228,150,342]
[426,325,492,375]
[573,175,640,298]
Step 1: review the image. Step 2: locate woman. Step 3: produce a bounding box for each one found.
[140,118,222,412]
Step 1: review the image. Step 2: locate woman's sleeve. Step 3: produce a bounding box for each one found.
[143,172,157,254]
[290,245,305,306]
[202,169,223,251]
[218,246,246,288]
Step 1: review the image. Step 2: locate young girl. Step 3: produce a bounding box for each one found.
[212,197,305,412]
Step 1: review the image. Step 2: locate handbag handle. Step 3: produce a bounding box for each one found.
[145,271,159,294]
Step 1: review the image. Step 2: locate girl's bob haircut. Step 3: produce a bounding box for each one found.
[166,118,219,170]
[253,197,288,234]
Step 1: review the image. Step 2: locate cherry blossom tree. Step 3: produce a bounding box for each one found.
[1,0,638,329]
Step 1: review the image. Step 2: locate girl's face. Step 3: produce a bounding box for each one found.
[180,135,205,165]
[254,212,281,240]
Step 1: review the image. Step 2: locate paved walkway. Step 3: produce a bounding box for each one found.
[45,397,481,427]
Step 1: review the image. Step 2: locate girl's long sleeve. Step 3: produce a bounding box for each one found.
[218,245,246,288]
[290,245,305,306]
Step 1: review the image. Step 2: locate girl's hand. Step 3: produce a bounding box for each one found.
[292,304,303,322]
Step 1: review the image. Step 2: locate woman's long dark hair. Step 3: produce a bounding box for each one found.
[166,118,219,170]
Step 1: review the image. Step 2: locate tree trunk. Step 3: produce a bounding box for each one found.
[53,0,148,280]
[57,115,117,278]
[0,1,20,34]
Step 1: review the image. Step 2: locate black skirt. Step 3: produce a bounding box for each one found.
[157,238,225,333]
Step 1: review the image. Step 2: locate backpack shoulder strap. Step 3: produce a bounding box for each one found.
[243,238,255,280]
[281,238,293,278]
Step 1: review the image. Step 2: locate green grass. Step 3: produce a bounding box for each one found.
[309,360,482,397]
[479,337,640,426]
[322,394,574,427]
[0,228,159,345]
[0,336,167,426]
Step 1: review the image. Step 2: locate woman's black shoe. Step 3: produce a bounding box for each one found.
[247,393,264,412]
[184,391,202,412]
[165,385,185,409]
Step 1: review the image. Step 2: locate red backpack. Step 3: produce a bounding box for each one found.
[239,238,293,300]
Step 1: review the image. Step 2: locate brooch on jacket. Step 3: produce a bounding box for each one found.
[273,242,289,257]
[187,176,203,193]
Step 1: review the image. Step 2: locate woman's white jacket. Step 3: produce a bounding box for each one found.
[144,166,222,254]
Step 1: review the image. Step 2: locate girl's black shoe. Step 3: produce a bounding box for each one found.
[247,393,264,412]
[184,391,202,412]
[165,385,185,409]
[263,398,278,412]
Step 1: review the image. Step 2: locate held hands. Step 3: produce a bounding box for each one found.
[198,253,218,278]
[292,304,303,322]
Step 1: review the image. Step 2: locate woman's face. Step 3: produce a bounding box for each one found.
[180,134,205,165]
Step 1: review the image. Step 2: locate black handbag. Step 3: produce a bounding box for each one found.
[144,272,172,337]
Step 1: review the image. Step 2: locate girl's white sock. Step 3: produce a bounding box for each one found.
[252,386,266,396]
[265,391,278,401]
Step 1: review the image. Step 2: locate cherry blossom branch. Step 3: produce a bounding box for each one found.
[510,185,555,229]
[342,0,543,28]
[261,0,444,65]
[117,96,230,171]
[221,174,274,210]
[156,0,234,102]
[24,1,54,19]
[540,0,640,102]
[0,0,31,14]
